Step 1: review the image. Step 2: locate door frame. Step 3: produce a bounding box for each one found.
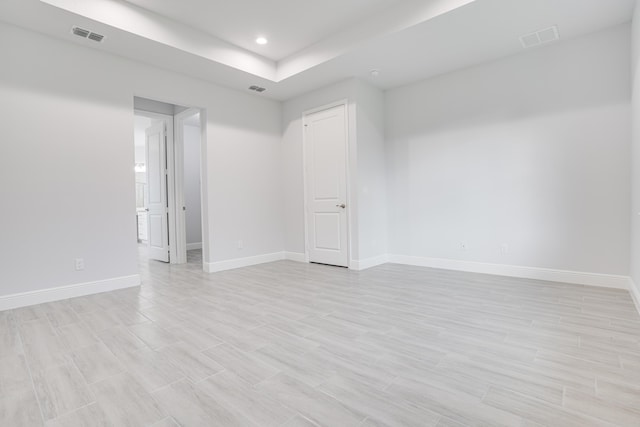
[174,108,205,264]
[134,97,210,271]
[302,99,352,267]
[134,109,174,262]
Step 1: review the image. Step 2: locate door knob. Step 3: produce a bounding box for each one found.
[336,203,346,209]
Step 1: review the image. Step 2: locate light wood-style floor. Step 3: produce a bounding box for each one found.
[2,250,640,426]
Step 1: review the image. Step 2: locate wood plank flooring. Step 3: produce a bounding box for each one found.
[1,250,639,426]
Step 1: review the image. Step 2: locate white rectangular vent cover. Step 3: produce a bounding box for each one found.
[72,26,105,43]
[520,26,559,49]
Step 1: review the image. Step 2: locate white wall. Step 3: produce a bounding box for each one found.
[1,13,634,307]
[630,1,640,306]
[386,25,631,276]
[184,123,202,246]
[0,21,282,298]
[354,81,388,262]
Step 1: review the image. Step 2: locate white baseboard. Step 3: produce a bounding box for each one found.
[629,278,640,316]
[285,252,306,263]
[204,252,286,273]
[186,242,202,251]
[0,275,141,311]
[387,254,629,290]
[351,254,389,271]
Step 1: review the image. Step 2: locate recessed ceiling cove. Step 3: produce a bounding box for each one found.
[122,0,405,61]
[34,0,480,81]
[0,0,633,100]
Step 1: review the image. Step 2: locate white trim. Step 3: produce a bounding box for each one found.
[174,108,203,265]
[351,254,389,271]
[388,254,629,289]
[186,242,202,250]
[302,99,349,116]
[204,252,285,273]
[0,275,140,311]
[629,278,640,316]
[173,109,188,264]
[165,115,178,265]
[197,109,210,273]
[285,252,306,262]
[302,100,351,268]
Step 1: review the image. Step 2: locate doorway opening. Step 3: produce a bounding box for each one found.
[133,96,206,269]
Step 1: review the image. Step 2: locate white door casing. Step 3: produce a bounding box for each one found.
[304,103,349,267]
[173,108,202,264]
[145,121,170,262]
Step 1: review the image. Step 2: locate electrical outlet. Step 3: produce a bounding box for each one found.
[460,241,468,251]
[237,240,243,250]
[75,258,85,271]
[500,243,509,255]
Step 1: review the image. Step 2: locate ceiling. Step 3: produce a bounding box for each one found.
[0,0,635,100]
[122,0,407,61]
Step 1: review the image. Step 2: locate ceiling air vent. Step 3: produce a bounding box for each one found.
[72,26,91,38]
[249,85,266,93]
[87,32,105,42]
[519,25,559,49]
[71,26,105,43]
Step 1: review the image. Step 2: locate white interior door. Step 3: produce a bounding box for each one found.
[304,104,349,267]
[145,121,170,262]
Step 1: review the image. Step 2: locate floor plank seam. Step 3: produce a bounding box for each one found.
[15,326,47,426]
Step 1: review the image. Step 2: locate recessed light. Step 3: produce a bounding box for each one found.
[256,37,268,45]
[370,69,380,78]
